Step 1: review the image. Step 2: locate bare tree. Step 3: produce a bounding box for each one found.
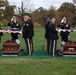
[48,5,56,15]
[18,0,34,22]
[21,0,34,13]
[73,0,76,4]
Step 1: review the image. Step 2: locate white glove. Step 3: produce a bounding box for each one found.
[74,30,76,32]
[11,18,13,21]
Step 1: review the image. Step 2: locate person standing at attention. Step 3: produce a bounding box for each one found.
[8,16,21,44]
[22,13,34,56]
[45,15,59,57]
[58,16,70,46]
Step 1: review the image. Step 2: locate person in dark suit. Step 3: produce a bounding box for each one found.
[8,16,21,41]
[45,15,59,57]
[22,13,34,56]
[58,16,70,42]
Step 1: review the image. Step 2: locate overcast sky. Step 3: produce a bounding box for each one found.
[8,0,73,9]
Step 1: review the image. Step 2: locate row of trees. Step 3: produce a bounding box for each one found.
[0,0,76,27]
[0,0,15,26]
[31,2,76,27]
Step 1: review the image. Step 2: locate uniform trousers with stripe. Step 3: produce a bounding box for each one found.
[47,39,57,57]
[24,38,33,55]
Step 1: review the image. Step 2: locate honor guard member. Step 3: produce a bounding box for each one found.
[45,15,59,57]
[0,24,3,44]
[58,16,70,43]
[22,13,34,56]
[45,16,50,54]
[8,16,21,41]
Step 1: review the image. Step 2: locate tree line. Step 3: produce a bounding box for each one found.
[0,0,76,27]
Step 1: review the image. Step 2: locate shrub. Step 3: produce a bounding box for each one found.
[1,19,8,26]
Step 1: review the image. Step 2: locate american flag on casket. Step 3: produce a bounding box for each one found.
[0,30,22,34]
[56,29,76,32]
[0,29,76,33]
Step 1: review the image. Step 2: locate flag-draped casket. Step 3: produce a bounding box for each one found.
[63,41,76,55]
[3,40,20,55]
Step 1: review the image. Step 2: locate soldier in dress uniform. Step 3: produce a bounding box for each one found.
[8,16,21,41]
[58,16,70,43]
[22,13,34,56]
[45,15,59,57]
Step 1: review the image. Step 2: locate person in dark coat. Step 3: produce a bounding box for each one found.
[45,15,59,57]
[22,13,34,56]
[8,16,21,41]
[0,27,3,36]
[58,16,70,42]
[0,25,3,44]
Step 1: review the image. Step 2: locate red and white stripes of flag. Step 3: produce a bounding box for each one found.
[0,29,76,33]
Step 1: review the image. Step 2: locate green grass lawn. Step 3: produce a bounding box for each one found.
[0,27,76,75]
[0,58,76,75]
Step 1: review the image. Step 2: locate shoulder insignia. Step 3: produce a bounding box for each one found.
[16,23,19,26]
[66,24,68,27]
[26,24,29,26]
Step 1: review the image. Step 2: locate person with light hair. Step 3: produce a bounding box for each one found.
[58,16,70,43]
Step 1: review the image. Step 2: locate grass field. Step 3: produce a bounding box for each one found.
[0,27,76,75]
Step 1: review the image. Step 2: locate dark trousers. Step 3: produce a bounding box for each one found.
[11,33,18,40]
[24,38,33,55]
[47,39,57,56]
[61,36,68,42]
